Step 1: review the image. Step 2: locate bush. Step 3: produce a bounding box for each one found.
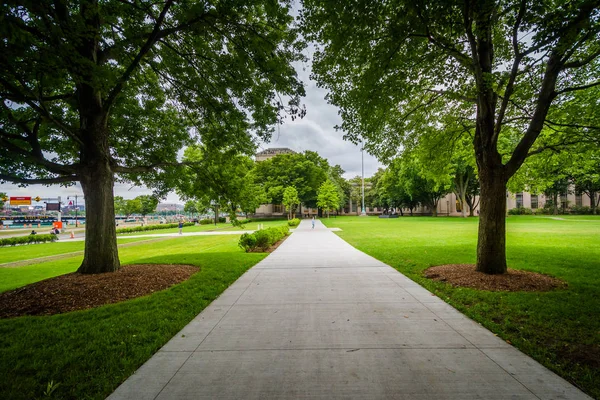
[508,207,533,215]
[116,222,194,234]
[238,225,290,252]
[238,233,257,252]
[287,218,300,227]
[0,233,57,247]
[569,206,592,215]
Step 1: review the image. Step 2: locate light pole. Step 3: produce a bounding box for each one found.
[67,195,82,227]
[360,143,367,216]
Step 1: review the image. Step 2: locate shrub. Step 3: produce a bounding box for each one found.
[0,234,57,247]
[569,205,592,215]
[116,222,194,234]
[508,207,533,215]
[238,233,257,252]
[254,230,272,251]
[287,218,300,227]
[238,225,290,252]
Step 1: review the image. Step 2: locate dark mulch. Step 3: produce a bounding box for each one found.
[0,264,198,319]
[424,264,566,292]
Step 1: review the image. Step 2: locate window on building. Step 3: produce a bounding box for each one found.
[531,195,538,209]
[351,203,357,213]
[516,193,523,208]
[455,200,462,212]
[561,193,568,210]
[273,204,283,213]
[576,193,583,207]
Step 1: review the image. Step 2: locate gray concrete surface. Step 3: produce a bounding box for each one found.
[108,219,591,400]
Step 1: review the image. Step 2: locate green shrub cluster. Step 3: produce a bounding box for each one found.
[116,222,194,234]
[0,233,57,247]
[569,205,593,215]
[508,207,533,215]
[287,218,300,227]
[199,217,227,225]
[239,225,289,252]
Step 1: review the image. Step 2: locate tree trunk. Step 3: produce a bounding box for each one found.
[553,193,559,215]
[78,156,120,274]
[476,172,508,274]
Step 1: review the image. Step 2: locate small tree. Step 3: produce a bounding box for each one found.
[282,186,300,220]
[317,180,340,218]
[122,199,142,219]
[114,196,126,216]
[137,195,159,218]
[184,200,199,219]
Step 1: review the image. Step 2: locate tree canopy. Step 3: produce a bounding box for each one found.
[302,0,600,274]
[0,0,305,273]
[253,151,343,208]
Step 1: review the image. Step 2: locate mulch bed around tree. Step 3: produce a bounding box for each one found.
[0,264,198,319]
[424,264,567,292]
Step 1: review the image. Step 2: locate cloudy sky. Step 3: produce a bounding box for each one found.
[0,34,382,206]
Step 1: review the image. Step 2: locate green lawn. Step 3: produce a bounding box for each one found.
[116,219,289,236]
[0,235,266,400]
[0,237,155,266]
[322,215,600,399]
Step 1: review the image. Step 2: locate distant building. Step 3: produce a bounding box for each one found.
[156,203,181,212]
[255,147,295,162]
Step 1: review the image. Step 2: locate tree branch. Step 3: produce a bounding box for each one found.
[425,89,476,102]
[104,0,174,110]
[556,79,600,95]
[492,0,526,144]
[0,174,78,185]
[0,77,83,146]
[562,47,600,69]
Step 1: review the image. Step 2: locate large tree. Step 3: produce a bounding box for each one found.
[0,1,305,273]
[177,145,263,224]
[302,0,600,273]
[253,151,333,208]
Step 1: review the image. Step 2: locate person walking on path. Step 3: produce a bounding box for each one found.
[178,221,183,235]
[311,217,315,229]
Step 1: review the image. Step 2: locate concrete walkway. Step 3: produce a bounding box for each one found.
[108,220,590,400]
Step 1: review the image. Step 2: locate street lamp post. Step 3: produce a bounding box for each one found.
[67,195,82,227]
[360,144,367,216]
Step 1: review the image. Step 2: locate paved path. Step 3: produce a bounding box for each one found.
[108,220,590,400]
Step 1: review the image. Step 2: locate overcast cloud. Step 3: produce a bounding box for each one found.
[0,46,382,206]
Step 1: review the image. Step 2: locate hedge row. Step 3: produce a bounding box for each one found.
[239,225,289,252]
[0,234,57,247]
[198,217,227,225]
[287,218,301,227]
[116,222,194,234]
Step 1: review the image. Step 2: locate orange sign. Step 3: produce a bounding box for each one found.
[53,221,63,229]
[10,196,31,205]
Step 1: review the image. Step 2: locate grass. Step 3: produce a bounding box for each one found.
[0,235,266,400]
[116,219,289,236]
[0,237,155,265]
[321,215,600,399]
